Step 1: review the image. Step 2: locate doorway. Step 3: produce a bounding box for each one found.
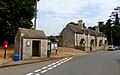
[79,39,85,46]
[90,39,94,51]
[99,40,102,47]
[32,41,41,57]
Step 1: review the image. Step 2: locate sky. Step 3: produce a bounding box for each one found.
[33,0,120,36]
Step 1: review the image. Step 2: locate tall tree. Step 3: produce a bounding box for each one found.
[112,25,120,46]
[114,13,119,25]
[0,0,39,44]
[98,21,106,34]
[105,19,113,45]
[108,6,120,45]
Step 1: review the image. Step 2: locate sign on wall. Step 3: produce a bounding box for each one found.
[26,41,31,47]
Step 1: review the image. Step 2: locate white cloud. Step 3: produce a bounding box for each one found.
[35,0,120,36]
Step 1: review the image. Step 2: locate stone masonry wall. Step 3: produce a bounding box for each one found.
[23,39,32,60]
[22,39,47,60]
[61,26,75,47]
[41,40,47,57]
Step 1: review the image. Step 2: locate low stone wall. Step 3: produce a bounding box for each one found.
[98,46,105,50]
[85,46,107,52]
[75,45,107,52]
[75,46,85,51]
[92,46,107,51]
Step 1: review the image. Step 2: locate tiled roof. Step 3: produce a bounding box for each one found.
[19,28,47,39]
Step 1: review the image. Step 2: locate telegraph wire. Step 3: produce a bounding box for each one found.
[40,1,64,26]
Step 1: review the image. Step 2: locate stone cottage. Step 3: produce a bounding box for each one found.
[14,28,47,60]
[59,20,108,51]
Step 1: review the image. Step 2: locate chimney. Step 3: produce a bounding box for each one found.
[95,26,99,33]
[78,20,83,29]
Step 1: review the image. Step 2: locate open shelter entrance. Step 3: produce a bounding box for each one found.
[32,41,41,57]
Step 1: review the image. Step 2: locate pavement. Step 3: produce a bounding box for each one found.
[0,56,69,68]
[42,50,120,75]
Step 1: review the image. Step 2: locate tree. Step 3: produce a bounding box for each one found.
[114,6,120,25]
[88,26,95,30]
[114,13,119,25]
[88,21,106,33]
[106,6,120,45]
[98,22,107,34]
[112,25,120,46]
[0,0,39,44]
[105,19,113,45]
[48,35,56,42]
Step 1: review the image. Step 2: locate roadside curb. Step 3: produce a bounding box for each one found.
[86,50,107,53]
[0,56,72,69]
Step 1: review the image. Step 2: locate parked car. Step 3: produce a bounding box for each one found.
[114,46,119,50]
[108,45,115,51]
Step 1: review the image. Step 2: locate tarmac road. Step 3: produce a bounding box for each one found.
[41,51,120,75]
[0,50,120,75]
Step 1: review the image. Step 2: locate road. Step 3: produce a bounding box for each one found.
[0,50,120,75]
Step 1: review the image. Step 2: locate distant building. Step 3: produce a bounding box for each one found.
[14,28,47,60]
[59,20,108,51]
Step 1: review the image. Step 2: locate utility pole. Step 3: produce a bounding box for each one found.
[111,29,113,45]
[34,0,38,29]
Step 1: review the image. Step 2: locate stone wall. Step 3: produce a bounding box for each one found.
[87,35,95,47]
[75,46,85,51]
[74,33,108,52]
[60,26,75,47]
[23,39,32,60]
[41,40,47,57]
[22,39,47,60]
[75,33,87,46]
[75,33,96,47]
[14,31,21,59]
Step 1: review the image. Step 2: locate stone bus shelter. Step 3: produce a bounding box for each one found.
[14,28,47,60]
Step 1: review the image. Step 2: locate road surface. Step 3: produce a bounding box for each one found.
[0,50,120,75]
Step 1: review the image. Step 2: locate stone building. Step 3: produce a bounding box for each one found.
[14,28,47,60]
[59,20,108,51]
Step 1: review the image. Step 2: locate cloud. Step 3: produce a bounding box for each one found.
[35,0,120,36]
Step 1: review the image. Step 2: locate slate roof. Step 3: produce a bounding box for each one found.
[68,24,84,34]
[67,24,106,37]
[19,28,47,39]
